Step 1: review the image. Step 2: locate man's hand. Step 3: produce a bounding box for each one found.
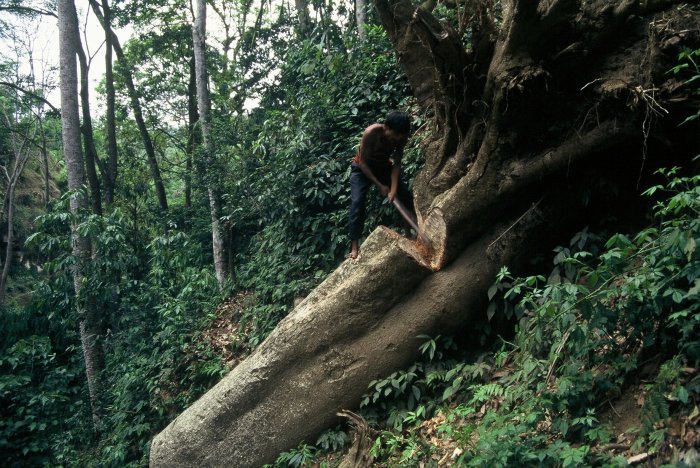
[379,184,390,197]
[388,189,397,203]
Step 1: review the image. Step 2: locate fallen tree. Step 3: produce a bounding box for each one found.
[150,1,699,466]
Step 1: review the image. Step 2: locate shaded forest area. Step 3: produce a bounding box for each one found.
[0,0,699,467]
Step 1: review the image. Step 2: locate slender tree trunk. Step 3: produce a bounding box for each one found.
[0,179,18,302]
[74,12,103,215]
[88,0,168,212]
[39,117,50,208]
[58,0,105,432]
[186,56,198,210]
[0,138,31,303]
[192,0,228,287]
[355,0,367,39]
[101,0,117,206]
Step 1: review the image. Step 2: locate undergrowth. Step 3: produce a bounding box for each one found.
[269,167,700,467]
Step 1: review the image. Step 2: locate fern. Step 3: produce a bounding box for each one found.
[470,383,505,405]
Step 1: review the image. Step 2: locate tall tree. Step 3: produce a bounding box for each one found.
[192,0,229,287]
[58,0,105,431]
[88,0,169,212]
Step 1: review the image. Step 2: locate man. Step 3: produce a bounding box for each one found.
[348,111,414,259]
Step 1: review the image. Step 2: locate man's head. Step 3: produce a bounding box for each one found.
[384,111,411,139]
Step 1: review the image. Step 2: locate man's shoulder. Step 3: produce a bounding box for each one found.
[363,123,384,136]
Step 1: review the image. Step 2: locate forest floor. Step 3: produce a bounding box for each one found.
[201,291,255,371]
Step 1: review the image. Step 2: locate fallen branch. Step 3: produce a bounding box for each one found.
[337,410,375,468]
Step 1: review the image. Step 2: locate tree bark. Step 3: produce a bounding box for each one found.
[88,0,168,212]
[355,0,367,40]
[192,0,229,287]
[58,0,105,432]
[151,1,699,465]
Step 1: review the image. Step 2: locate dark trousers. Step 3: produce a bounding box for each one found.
[348,162,414,241]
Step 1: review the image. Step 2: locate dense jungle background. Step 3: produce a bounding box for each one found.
[0,0,699,466]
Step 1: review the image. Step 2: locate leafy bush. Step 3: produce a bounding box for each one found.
[669,48,700,126]
[15,196,227,466]
[0,333,87,466]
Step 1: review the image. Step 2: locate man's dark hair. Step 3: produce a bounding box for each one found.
[385,111,411,135]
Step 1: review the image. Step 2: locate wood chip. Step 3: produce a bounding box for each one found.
[627,452,651,464]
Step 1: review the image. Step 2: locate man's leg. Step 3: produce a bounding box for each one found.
[348,164,371,258]
[372,164,416,236]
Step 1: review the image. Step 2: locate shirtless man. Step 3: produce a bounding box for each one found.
[348,111,414,259]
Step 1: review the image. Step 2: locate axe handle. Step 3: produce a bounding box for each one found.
[392,198,421,235]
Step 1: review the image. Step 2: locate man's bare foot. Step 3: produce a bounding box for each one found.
[348,240,360,260]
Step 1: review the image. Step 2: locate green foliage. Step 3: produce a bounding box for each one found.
[640,356,681,434]
[370,430,426,465]
[669,48,700,126]
[359,335,496,432]
[315,427,349,452]
[269,442,317,468]
[0,332,86,466]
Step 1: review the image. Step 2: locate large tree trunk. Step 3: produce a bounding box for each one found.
[58,0,105,431]
[192,0,229,287]
[150,1,699,465]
